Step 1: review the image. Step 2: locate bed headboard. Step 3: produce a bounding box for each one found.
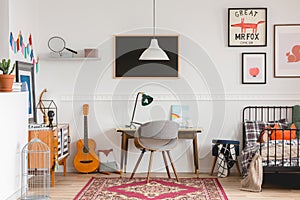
[242,106,294,147]
[243,106,294,122]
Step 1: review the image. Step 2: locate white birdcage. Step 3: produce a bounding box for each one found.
[21,137,50,200]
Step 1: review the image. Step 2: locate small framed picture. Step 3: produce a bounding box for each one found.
[15,61,36,123]
[228,8,267,47]
[242,53,266,84]
[274,24,300,78]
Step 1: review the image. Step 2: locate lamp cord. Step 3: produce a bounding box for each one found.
[153,0,156,38]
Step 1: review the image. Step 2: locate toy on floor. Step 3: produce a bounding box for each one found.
[98,149,121,175]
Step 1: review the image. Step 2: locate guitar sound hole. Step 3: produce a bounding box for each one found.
[80,160,93,164]
[83,146,89,153]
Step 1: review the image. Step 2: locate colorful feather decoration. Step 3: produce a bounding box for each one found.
[9,31,39,73]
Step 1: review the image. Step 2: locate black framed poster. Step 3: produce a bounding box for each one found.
[15,61,36,123]
[228,8,267,47]
[242,52,266,84]
[114,35,179,78]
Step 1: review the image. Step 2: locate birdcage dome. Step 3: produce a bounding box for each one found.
[23,137,50,153]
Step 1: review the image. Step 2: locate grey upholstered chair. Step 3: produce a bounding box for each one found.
[130,120,180,183]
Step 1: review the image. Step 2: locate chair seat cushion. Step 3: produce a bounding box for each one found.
[212,139,240,145]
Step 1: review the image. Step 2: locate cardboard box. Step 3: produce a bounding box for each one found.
[84,49,98,58]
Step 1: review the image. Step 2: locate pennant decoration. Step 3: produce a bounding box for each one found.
[9,32,13,47]
[24,46,27,59]
[29,34,32,46]
[17,38,20,51]
[14,42,17,54]
[9,31,39,73]
[36,57,39,73]
[30,49,33,61]
[20,34,23,47]
[21,43,25,54]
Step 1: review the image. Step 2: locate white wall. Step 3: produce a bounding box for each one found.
[0,0,9,58]
[9,0,39,63]
[35,0,300,173]
[0,0,39,199]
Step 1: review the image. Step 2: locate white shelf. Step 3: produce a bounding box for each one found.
[40,57,101,61]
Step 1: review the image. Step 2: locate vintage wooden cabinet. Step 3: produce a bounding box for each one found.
[28,124,70,187]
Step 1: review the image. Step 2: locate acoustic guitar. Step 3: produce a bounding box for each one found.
[73,104,100,173]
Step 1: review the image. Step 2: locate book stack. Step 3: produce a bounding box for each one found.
[12,82,22,92]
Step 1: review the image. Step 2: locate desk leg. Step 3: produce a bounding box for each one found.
[120,132,129,177]
[193,134,199,177]
[124,134,129,174]
[120,133,126,177]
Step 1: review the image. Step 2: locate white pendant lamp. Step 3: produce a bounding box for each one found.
[139,0,169,60]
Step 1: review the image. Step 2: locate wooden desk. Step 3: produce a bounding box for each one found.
[115,128,202,177]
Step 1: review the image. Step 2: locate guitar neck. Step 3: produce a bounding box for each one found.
[84,116,89,149]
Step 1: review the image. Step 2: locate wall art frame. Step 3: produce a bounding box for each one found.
[242,52,266,84]
[114,35,179,78]
[274,24,300,78]
[16,61,36,123]
[228,8,267,47]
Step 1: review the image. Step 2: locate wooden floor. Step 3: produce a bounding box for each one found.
[50,172,300,200]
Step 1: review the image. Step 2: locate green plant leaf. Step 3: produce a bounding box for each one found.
[0,59,13,74]
[9,63,16,75]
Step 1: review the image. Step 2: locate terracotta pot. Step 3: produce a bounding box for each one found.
[0,74,15,92]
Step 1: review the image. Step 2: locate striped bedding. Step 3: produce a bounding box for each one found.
[242,139,300,176]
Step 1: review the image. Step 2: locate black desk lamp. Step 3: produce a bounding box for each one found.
[126,92,153,129]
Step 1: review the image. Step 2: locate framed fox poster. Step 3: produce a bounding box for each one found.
[228,8,267,47]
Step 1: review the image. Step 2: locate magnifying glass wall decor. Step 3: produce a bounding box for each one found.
[48,36,78,56]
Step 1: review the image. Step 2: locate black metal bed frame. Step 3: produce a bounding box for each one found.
[243,106,300,173]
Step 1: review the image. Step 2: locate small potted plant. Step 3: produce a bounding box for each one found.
[0,59,16,92]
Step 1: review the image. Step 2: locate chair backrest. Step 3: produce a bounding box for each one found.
[135,120,179,140]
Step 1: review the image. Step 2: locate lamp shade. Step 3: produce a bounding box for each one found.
[139,39,169,60]
[127,92,154,129]
[141,94,153,106]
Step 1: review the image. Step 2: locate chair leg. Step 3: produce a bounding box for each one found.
[162,151,171,178]
[166,151,179,182]
[235,160,241,176]
[147,151,154,183]
[210,156,217,176]
[130,149,145,179]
